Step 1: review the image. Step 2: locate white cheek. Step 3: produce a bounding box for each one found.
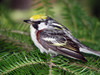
[38,22,48,30]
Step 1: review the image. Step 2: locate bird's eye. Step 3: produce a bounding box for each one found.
[34,21,41,24]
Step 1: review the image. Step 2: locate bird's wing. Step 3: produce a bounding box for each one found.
[37,29,87,61]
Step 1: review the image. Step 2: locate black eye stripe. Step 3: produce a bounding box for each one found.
[34,21,41,24]
[32,23,38,30]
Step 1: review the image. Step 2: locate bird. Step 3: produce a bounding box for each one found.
[24,15,100,62]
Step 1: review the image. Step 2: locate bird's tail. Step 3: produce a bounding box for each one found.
[80,46,100,57]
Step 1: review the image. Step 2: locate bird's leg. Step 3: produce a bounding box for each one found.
[48,54,54,75]
[50,55,56,59]
[49,59,52,75]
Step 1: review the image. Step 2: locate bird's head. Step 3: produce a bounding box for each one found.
[24,15,53,30]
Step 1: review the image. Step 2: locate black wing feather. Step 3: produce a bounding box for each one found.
[38,29,87,61]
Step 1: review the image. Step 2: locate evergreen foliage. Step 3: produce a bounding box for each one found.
[0,0,100,75]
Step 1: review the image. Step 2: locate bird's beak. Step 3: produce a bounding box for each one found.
[23,20,32,24]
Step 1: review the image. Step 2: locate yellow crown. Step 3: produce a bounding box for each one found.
[30,15,47,20]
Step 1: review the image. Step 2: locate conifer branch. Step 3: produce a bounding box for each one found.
[1,62,46,75]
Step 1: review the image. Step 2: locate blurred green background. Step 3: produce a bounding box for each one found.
[0,0,100,75]
[1,0,100,21]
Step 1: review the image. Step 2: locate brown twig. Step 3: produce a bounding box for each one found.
[0,35,33,51]
[0,29,29,36]
[68,62,100,71]
[49,59,52,75]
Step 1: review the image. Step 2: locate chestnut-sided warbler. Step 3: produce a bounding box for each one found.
[24,15,100,61]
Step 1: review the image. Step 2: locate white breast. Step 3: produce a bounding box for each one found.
[30,25,47,53]
[30,25,58,55]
